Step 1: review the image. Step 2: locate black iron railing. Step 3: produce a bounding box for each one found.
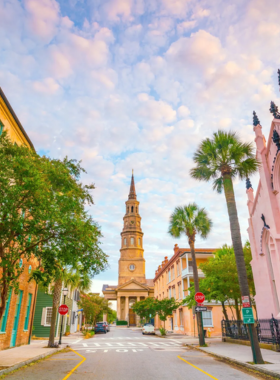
[222,317,280,345]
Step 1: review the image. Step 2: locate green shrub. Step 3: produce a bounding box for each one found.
[116,320,128,325]
[159,327,167,336]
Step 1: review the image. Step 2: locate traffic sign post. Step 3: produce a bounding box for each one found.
[58,304,69,316]
[242,307,254,324]
[242,296,251,308]
[194,292,205,346]
[195,306,207,313]
[195,292,205,305]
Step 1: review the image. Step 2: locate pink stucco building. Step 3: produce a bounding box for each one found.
[246,103,280,319]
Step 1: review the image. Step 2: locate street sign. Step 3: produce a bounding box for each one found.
[242,296,250,308]
[242,307,255,324]
[195,306,207,313]
[58,304,69,315]
[195,292,205,304]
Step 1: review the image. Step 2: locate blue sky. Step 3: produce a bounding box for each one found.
[1,0,280,294]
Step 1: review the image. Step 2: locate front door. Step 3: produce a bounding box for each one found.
[129,309,136,326]
[10,290,23,347]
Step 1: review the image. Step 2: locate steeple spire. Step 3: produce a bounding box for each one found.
[129,170,137,199]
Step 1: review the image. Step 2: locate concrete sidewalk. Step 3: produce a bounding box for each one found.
[0,333,84,376]
[156,333,280,378]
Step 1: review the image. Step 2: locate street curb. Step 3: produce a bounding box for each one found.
[0,347,64,377]
[185,343,280,379]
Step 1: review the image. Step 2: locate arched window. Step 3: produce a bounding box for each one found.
[131,237,134,245]
[138,238,141,246]
[124,238,127,246]
[131,206,134,213]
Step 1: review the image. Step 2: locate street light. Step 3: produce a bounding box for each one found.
[58,287,68,345]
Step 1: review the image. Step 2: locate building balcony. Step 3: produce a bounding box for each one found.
[181,267,204,279]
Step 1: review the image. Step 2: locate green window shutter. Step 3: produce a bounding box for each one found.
[24,293,32,330]
[0,120,4,136]
[0,289,12,332]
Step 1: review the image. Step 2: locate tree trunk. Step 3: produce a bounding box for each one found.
[48,278,62,347]
[222,301,229,321]
[223,174,264,364]
[189,239,204,346]
[234,298,241,320]
[0,277,8,321]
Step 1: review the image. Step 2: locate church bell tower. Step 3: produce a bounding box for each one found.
[118,172,146,285]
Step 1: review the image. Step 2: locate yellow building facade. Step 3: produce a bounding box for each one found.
[0,88,34,149]
[103,173,154,325]
[0,88,37,350]
[154,245,228,337]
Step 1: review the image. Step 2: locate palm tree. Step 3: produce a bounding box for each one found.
[168,203,212,346]
[190,130,263,363]
[48,267,91,346]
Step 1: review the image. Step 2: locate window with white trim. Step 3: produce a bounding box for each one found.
[169,288,172,299]
[202,310,213,327]
[168,270,171,282]
[45,307,52,326]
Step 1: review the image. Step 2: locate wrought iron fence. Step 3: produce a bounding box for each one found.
[222,317,280,345]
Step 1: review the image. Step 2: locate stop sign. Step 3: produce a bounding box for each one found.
[195,292,205,304]
[58,304,69,315]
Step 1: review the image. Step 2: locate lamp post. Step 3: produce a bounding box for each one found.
[58,288,68,345]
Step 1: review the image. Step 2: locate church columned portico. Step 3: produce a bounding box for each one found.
[103,172,154,326]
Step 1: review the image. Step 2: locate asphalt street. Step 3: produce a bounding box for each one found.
[4,327,261,380]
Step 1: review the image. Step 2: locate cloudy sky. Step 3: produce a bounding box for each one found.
[1,0,280,294]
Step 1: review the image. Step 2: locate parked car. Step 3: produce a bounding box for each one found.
[103,321,110,332]
[142,323,155,335]
[94,322,107,334]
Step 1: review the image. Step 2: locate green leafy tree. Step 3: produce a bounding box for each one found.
[183,243,255,321]
[78,293,114,327]
[0,132,107,334]
[168,203,212,346]
[107,309,117,324]
[190,130,263,363]
[132,297,157,323]
[78,293,102,326]
[156,298,181,330]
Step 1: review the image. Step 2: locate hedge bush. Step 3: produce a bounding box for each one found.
[116,320,128,325]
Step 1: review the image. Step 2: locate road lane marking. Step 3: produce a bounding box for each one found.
[116,349,128,352]
[178,356,218,380]
[104,350,108,353]
[72,339,82,344]
[62,349,86,380]
[82,343,88,347]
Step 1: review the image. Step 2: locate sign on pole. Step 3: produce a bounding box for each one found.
[58,304,69,316]
[242,307,254,324]
[242,296,250,308]
[195,292,205,305]
[195,306,207,313]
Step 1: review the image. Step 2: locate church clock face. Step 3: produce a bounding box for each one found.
[129,264,135,271]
